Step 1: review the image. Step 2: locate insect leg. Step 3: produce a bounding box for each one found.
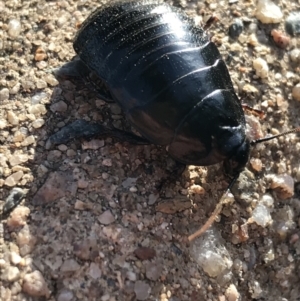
[47,120,149,148]
[54,58,115,103]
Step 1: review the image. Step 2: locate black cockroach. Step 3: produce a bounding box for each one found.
[47,0,300,241]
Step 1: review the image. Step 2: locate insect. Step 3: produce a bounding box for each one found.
[48,0,299,240]
[53,0,250,174]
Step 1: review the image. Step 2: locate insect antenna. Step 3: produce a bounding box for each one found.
[250,127,300,145]
[188,174,239,242]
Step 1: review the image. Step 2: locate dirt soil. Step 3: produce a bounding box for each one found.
[1,0,300,300]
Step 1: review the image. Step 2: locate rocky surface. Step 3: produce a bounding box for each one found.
[1,0,300,300]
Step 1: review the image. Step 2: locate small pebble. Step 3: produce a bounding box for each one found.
[58,144,68,151]
[22,271,50,297]
[110,104,122,115]
[102,158,112,166]
[10,252,22,265]
[57,289,74,301]
[122,177,137,188]
[190,229,232,277]
[81,139,104,150]
[129,186,138,192]
[36,79,47,89]
[21,135,35,146]
[228,18,244,38]
[28,104,47,116]
[126,271,137,281]
[50,100,68,112]
[8,19,22,38]
[285,12,300,36]
[44,74,59,86]
[269,174,294,199]
[9,154,29,166]
[145,262,162,281]
[0,118,7,129]
[134,281,151,301]
[292,83,300,101]
[253,58,269,78]
[271,29,290,49]
[98,210,115,225]
[60,259,80,273]
[67,149,77,156]
[31,92,48,104]
[255,0,283,24]
[2,266,20,282]
[148,193,159,205]
[34,47,47,61]
[225,284,240,301]
[17,225,36,248]
[251,203,272,227]
[248,33,259,47]
[250,280,263,298]
[2,187,26,214]
[88,262,102,279]
[7,206,30,228]
[250,158,263,172]
[290,49,300,63]
[134,247,156,261]
[32,118,45,128]
[7,111,19,125]
[189,184,205,195]
[0,88,9,101]
[5,171,24,187]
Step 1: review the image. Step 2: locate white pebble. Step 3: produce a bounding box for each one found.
[225,284,240,301]
[36,80,47,89]
[253,58,269,78]
[32,118,45,129]
[129,186,138,192]
[5,171,24,186]
[255,0,283,23]
[0,118,7,129]
[8,19,22,38]
[190,229,232,277]
[44,74,59,86]
[7,111,19,125]
[4,266,20,282]
[290,49,300,63]
[0,88,9,101]
[31,92,48,104]
[28,104,47,116]
[251,280,263,298]
[292,83,300,101]
[260,194,274,208]
[9,154,29,166]
[10,251,22,265]
[21,135,35,146]
[251,203,272,227]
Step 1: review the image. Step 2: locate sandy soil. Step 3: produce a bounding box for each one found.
[1,0,300,300]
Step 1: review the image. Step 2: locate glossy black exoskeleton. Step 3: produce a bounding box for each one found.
[52,0,250,179]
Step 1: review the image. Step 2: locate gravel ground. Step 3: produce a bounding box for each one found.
[1,0,300,300]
